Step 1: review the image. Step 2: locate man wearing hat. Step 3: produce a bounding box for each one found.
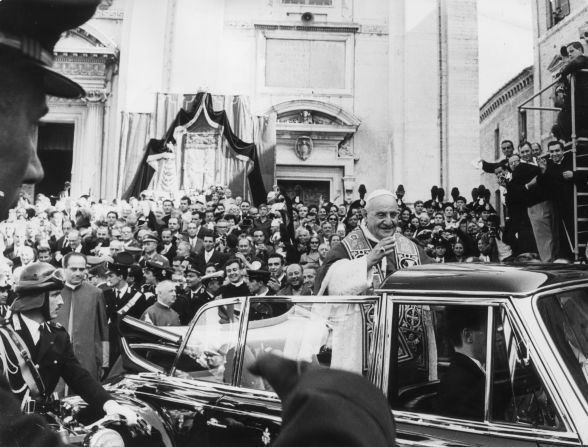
[246,269,293,320]
[139,232,170,266]
[172,263,206,325]
[200,270,224,303]
[0,0,102,220]
[105,252,151,367]
[316,189,432,295]
[141,258,174,300]
[246,269,273,297]
[0,262,140,424]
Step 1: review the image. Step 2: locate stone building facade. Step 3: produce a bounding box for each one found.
[40,0,481,204]
[479,67,534,203]
[529,0,588,144]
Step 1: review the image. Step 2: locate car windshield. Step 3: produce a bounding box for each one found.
[537,289,588,402]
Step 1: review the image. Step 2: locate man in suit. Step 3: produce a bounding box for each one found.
[538,140,588,259]
[267,254,288,293]
[120,225,141,251]
[434,306,487,421]
[278,264,312,296]
[159,228,177,265]
[0,261,139,423]
[195,230,228,273]
[185,221,205,255]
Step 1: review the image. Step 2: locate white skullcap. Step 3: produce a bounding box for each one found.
[365,189,396,206]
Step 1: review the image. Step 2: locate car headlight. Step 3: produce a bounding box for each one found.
[84,428,124,447]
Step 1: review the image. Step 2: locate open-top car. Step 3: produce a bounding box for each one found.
[61,264,588,446]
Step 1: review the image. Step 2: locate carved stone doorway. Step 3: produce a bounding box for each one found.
[277,180,330,206]
[36,123,74,198]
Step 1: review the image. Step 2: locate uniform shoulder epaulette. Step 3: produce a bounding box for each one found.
[48,321,65,330]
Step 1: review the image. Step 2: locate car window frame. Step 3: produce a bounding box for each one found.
[170,296,247,382]
[385,294,580,445]
[119,314,185,374]
[531,284,588,438]
[235,295,381,390]
[170,295,380,395]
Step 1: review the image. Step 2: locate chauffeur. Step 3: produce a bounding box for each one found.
[0,263,140,424]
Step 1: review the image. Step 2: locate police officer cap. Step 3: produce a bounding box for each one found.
[201,270,224,283]
[143,259,173,281]
[11,262,64,312]
[106,251,135,276]
[0,0,101,99]
[185,263,202,276]
[87,255,112,276]
[142,233,160,244]
[246,269,270,282]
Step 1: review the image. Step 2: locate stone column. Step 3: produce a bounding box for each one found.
[72,91,106,197]
[389,0,406,190]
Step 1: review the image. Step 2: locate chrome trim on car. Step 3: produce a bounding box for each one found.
[120,337,164,373]
[385,295,506,305]
[233,296,252,386]
[121,315,183,344]
[128,343,179,354]
[483,306,493,423]
[379,278,588,299]
[394,411,581,444]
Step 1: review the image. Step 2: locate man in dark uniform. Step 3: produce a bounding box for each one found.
[0,262,140,424]
[105,253,152,367]
[172,263,206,325]
[246,269,292,320]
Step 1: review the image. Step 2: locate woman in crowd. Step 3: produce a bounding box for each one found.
[300,236,321,267]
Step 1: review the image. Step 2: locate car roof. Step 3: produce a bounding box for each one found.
[379,263,588,297]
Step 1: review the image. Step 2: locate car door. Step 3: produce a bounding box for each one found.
[383,295,582,447]
[172,295,380,446]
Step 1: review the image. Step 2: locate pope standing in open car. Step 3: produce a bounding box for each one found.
[0,262,141,426]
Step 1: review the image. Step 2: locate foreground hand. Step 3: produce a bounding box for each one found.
[103,400,145,429]
[249,353,314,401]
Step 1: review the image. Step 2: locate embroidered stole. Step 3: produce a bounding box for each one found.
[341,228,422,288]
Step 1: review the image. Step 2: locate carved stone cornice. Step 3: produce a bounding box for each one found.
[53,59,107,78]
[94,8,124,20]
[254,23,359,33]
[83,90,109,103]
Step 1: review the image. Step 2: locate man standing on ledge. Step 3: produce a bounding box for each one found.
[316,189,432,295]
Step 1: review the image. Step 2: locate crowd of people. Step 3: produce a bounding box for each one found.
[1,131,585,379]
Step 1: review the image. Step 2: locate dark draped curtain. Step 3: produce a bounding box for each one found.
[123,92,267,205]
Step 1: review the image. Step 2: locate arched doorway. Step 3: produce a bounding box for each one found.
[265,99,361,203]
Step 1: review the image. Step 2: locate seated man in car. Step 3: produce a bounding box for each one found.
[434,306,487,421]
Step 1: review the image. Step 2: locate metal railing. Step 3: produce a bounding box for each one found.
[518,70,588,260]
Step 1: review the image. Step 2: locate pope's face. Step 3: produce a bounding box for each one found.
[366,195,399,240]
[0,67,46,219]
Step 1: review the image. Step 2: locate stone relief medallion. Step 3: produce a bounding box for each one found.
[294,136,313,161]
